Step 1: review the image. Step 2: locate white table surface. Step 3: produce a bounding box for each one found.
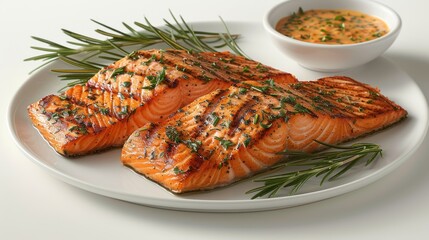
[2,0,429,239]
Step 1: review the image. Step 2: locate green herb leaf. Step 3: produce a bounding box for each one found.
[209,112,220,126]
[214,136,234,150]
[243,134,251,147]
[121,81,131,87]
[294,103,311,114]
[111,66,126,78]
[173,166,185,175]
[335,15,346,21]
[238,88,248,94]
[166,126,181,143]
[183,140,202,153]
[253,114,259,124]
[142,67,166,90]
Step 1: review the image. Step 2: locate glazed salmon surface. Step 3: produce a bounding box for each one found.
[28,49,297,156]
[121,77,407,193]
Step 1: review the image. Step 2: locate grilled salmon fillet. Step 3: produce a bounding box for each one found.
[121,76,407,193]
[28,49,297,156]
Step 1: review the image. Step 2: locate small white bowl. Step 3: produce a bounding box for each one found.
[263,0,401,72]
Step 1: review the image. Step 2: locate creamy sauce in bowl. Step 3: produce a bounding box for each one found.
[275,8,389,45]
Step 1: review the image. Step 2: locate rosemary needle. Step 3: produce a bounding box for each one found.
[247,141,382,199]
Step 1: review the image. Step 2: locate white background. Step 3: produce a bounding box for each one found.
[1,0,429,239]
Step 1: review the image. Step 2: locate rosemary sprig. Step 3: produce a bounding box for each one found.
[25,10,244,89]
[247,141,382,199]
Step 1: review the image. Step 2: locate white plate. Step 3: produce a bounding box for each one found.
[8,22,428,212]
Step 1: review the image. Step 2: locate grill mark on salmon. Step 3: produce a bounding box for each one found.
[189,89,229,140]
[121,76,407,193]
[28,49,297,156]
[227,98,257,136]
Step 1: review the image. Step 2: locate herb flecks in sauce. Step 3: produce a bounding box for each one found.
[276,8,389,45]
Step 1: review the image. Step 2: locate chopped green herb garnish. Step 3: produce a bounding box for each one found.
[149,151,156,160]
[282,95,296,105]
[166,126,181,143]
[300,34,310,40]
[251,85,269,93]
[142,67,167,90]
[264,79,275,87]
[118,105,129,115]
[199,74,212,82]
[294,103,311,114]
[221,120,231,128]
[321,35,333,42]
[127,51,140,60]
[372,32,382,37]
[259,122,272,129]
[209,113,220,126]
[335,15,346,21]
[238,88,248,94]
[256,63,268,72]
[121,81,131,87]
[243,134,251,147]
[51,112,60,121]
[173,166,185,175]
[183,140,202,153]
[142,54,156,66]
[218,156,229,169]
[214,136,234,150]
[291,82,302,89]
[100,108,109,115]
[253,114,260,124]
[59,95,68,100]
[69,125,88,134]
[111,66,126,78]
[369,91,379,98]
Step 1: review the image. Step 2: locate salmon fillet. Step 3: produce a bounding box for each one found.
[28,49,297,156]
[121,76,407,193]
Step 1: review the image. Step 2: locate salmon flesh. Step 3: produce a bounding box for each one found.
[121,77,407,193]
[28,50,297,156]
